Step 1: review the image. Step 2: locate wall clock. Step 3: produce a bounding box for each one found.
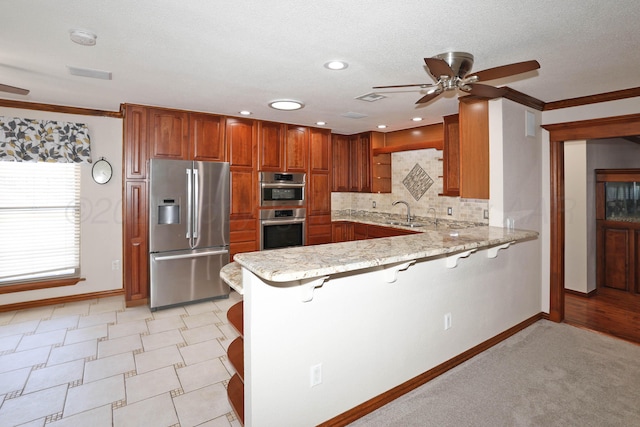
[92,157,112,184]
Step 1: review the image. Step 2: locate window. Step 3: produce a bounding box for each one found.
[0,161,81,286]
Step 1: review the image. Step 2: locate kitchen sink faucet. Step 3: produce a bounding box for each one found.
[392,200,413,222]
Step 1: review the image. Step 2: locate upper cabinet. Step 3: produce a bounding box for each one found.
[458,98,489,199]
[441,113,460,197]
[148,108,190,160]
[258,123,308,172]
[190,113,226,161]
[332,131,387,193]
[124,104,148,179]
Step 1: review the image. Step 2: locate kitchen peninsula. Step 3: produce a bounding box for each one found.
[222,219,540,426]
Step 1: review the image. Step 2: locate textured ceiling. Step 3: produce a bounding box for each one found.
[2,0,640,134]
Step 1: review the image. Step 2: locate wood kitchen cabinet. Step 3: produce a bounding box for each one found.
[123,180,148,305]
[258,122,308,172]
[441,113,460,197]
[349,133,371,192]
[331,131,384,193]
[124,104,148,179]
[147,108,190,160]
[307,127,332,245]
[332,221,418,242]
[226,117,258,259]
[190,113,226,161]
[458,98,489,199]
[331,134,350,191]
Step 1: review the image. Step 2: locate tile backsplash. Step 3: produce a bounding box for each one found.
[331,148,489,224]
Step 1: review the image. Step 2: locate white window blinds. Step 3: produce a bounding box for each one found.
[0,161,81,285]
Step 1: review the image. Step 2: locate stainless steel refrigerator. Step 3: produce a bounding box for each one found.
[149,159,230,310]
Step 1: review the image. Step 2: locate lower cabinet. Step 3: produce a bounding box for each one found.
[227,301,244,425]
[123,180,148,305]
[332,221,418,242]
[597,223,640,294]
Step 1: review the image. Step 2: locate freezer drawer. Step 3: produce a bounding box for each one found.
[150,247,230,310]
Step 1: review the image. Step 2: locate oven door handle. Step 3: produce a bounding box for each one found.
[261,218,306,226]
[261,182,305,188]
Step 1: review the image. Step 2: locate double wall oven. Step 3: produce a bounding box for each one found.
[259,172,306,250]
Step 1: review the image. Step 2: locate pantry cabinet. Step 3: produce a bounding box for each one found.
[307,127,332,245]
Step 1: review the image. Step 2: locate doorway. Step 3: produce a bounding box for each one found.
[544,113,640,325]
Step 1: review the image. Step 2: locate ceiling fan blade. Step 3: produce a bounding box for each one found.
[373,83,436,89]
[0,83,30,95]
[465,83,508,98]
[415,91,442,104]
[424,57,455,79]
[470,60,540,82]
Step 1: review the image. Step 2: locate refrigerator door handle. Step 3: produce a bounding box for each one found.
[153,249,229,261]
[193,168,199,239]
[186,168,192,239]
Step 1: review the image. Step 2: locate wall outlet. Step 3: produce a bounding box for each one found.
[447,207,452,216]
[111,260,120,271]
[372,201,376,209]
[444,313,452,330]
[310,363,322,387]
[483,209,489,220]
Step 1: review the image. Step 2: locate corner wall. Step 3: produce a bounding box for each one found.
[0,107,123,305]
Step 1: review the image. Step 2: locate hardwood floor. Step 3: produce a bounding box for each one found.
[564,289,640,344]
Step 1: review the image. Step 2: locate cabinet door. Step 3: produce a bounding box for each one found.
[308,173,330,216]
[349,133,371,192]
[258,121,285,171]
[353,223,368,240]
[309,128,331,173]
[332,222,354,243]
[442,114,460,196]
[148,108,189,159]
[190,113,226,161]
[124,180,148,304]
[285,125,308,172]
[331,134,350,192]
[124,105,148,179]
[307,215,332,245]
[459,99,489,199]
[226,117,257,168]
[598,224,631,292]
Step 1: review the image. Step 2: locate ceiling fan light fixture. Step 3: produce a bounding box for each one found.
[69,29,97,46]
[269,100,304,111]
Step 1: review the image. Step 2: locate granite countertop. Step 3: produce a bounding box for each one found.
[231,211,537,285]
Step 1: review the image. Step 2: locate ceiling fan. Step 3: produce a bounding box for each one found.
[373,52,539,104]
[0,83,30,95]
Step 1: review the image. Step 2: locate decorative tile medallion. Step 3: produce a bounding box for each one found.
[402,163,433,201]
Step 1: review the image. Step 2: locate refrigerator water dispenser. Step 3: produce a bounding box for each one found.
[158,200,180,224]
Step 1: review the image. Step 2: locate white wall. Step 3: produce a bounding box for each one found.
[243,240,540,426]
[564,141,588,292]
[539,97,640,312]
[0,107,123,305]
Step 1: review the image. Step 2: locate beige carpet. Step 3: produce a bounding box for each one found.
[349,320,640,426]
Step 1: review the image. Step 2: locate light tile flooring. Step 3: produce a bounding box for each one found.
[0,292,244,427]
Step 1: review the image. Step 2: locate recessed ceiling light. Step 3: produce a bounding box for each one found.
[69,29,97,46]
[324,61,348,70]
[268,100,304,111]
[316,121,327,126]
[412,117,423,122]
[377,125,387,129]
[239,110,252,116]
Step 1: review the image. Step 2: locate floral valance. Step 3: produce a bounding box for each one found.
[0,116,91,163]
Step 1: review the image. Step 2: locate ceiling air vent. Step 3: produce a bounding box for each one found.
[355,92,386,102]
[340,112,368,119]
[67,66,112,80]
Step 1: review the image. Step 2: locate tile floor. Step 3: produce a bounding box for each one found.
[0,292,244,427]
